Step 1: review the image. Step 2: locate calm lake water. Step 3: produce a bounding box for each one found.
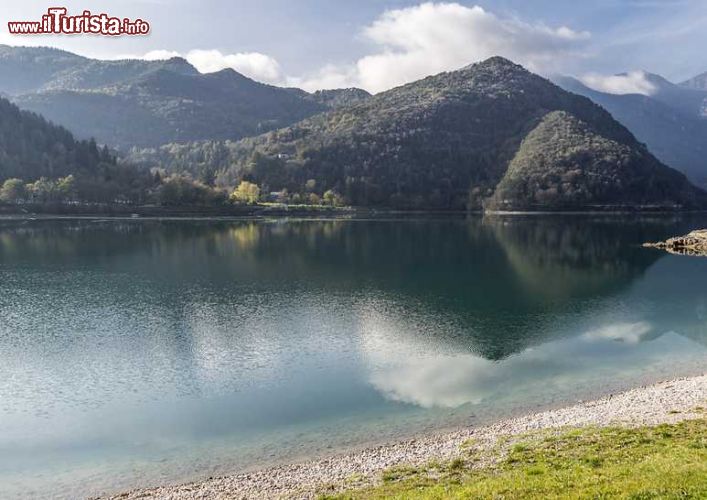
[1,215,706,498]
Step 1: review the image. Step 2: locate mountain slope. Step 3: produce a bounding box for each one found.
[200,57,705,210]
[0,45,87,95]
[0,45,200,93]
[554,75,707,188]
[13,66,328,148]
[0,95,104,180]
[0,45,358,149]
[487,111,702,210]
[0,95,152,202]
[11,67,327,149]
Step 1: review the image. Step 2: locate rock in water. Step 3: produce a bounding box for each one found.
[644,230,707,257]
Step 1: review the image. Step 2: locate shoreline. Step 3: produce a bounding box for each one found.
[2,211,706,224]
[108,373,707,499]
[3,204,707,220]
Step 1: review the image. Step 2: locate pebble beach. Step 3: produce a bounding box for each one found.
[108,373,707,500]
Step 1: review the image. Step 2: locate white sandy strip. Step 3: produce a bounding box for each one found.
[109,374,706,500]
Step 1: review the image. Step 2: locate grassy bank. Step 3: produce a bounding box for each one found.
[324,416,707,499]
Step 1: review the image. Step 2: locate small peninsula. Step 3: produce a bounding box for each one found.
[644,229,707,256]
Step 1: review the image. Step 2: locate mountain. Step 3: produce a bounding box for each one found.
[554,75,707,188]
[0,45,366,149]
[637,71,707,118]
[0,45,87,95]
[0,95,153,202]
[13,64,328,148]
[487,110,700,210]
[0,45,199,94]
[137,57,707,211]
[0,95,105,180]
[681,71,707,91]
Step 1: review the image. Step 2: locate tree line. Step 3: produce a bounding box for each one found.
[0,173,344,208]
[1,96,348,208]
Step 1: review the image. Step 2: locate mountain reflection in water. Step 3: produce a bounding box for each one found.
[0,215,705,498]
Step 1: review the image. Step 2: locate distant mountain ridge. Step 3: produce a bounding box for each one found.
[12,65,327,148]
[639,71,707,118]
[135,57,707,211]
[681,71,707,91]
[554,74,707,188]
[0,45,87,95]
[0,45,370,149]
[0,45,199,94]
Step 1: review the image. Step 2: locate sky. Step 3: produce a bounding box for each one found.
[1,0,706,93]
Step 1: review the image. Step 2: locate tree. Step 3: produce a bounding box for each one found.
[323,189,343,207]
[0,178,27,203]
[56,175,77,202]
[230,181,261,204]
[156,174,226,206]
[27,177,57,203]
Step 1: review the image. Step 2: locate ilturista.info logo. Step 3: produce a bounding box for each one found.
[8,7,150,36]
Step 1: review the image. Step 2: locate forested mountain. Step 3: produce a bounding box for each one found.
[132,57,707,211]
[487,110,700,210]
[0,45,364,149]
[554,75,707,188]
[4,46,706,211]
[0,45,198,94]
[0,96,155,203]
[13,66,328,148]
[0,45,87,95]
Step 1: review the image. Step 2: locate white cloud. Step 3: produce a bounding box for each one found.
[583,321,654,344]
[185,49,282,83]
[140,49,181,61]
[286,64,359,92]
[290,2,590,93]
[103,3,592,93]
[579,71,657,95]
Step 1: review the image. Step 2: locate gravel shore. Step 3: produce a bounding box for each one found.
[109,374,706,500]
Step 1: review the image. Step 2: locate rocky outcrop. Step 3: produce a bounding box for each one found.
[644,229,707,256]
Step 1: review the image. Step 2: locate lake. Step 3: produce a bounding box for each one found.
[1,215,706,498]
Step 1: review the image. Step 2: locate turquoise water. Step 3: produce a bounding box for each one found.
[0,215,705,498]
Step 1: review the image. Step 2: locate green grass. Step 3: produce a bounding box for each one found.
[322,418,707,499]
